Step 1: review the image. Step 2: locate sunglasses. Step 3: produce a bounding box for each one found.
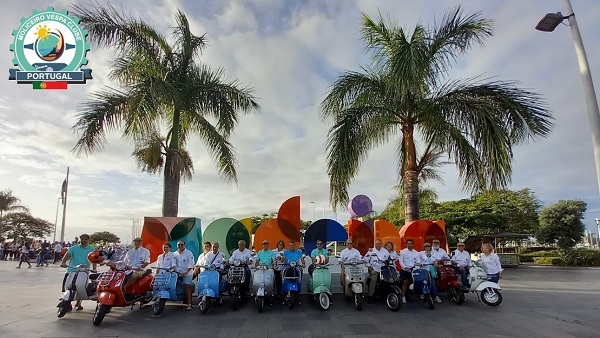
[177,244,185,246]
[317,243,323,245]
[424,245,431,247]
[458,245,465,247]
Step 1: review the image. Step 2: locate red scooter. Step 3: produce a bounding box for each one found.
[436,259,465,305]
[92,251,154,326]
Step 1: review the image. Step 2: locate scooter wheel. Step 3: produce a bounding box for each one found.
[425,295,435,310]
[386,293,401,312]
[354,293,363,311]
[152,299,166,316]
[92,304,110,326]
[257,297,264,313]
[481,288,502,306]
[288,293,297,310]
[318,293,330,311]
[57,300,71,318]
[199,297,210,314]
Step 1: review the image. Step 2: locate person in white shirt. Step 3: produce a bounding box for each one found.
[155,242,177,274]
[451,242,471,288]
[123,238,151,290]
[480,243,503,283]
[193,241,212,277]
[228,240,253,290]
[53,242,63,263]
[174,241,195,310]
[420,243,441,303]
[431,239,449,261]
[205,242,226,270]
[399,239,420,304]
[364,240,389,299]
[338,238,363,288]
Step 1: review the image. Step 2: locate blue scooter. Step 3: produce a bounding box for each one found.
[281,259,304,309]
[152,268,196,315]
[197,264,228,314]
[409,263,435,309]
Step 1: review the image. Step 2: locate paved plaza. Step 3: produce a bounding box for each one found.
[0,261,599,338]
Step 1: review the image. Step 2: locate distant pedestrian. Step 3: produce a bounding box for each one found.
[17,242,32,268]
[53,242,62,263]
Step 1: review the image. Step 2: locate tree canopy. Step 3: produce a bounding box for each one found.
[319,7,553,223]
[536,200,586,250]
[90,231,121,245]
[1,212,54,241]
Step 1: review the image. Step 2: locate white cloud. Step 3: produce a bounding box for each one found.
[1,0,600,244]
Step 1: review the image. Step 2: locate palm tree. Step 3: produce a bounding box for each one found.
[320,7,553,223]
[70,4,260,216]
[0,189,29,235]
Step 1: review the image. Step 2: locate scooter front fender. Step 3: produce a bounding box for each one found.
[256,287,265,297]
[312,285,331,295]
[476,281,501,292]
[198,288,216,299]
[389,284,402,295]
[97,291,116,305]
[350,283,363,294]
[154,290,170,300]
[63,290,74,302]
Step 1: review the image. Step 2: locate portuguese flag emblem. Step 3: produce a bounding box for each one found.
[32,81,68,90]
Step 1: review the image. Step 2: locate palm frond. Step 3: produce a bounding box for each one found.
[172,9,206,69]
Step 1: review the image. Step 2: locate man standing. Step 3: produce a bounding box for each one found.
[431,239,449,261]
[174,240,195,310]
[123,237,151,291]
[338,238,362,289]
[451,242,471,289]
[53,242,62,264]
[60,234,97,310]
[364,240,387,301]
[399,239,419,304]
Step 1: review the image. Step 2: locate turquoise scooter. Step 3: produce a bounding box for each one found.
[307,255,332,310]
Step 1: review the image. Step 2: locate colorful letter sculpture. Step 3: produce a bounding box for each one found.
[141,217,202,262]
[253,196,301,249]
[347,219,374,256]
[303,219,348,255]
[202,218,251,258]
[399,219,447,251]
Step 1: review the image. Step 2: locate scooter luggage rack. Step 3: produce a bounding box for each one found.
[346,265,363,278]
[152,273,172,288]
[228,267,245,282]
[97,271,117,287]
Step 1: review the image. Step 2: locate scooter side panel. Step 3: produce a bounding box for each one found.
[74,271,89,299]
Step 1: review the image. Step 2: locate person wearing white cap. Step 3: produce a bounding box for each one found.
[123,237,150,291]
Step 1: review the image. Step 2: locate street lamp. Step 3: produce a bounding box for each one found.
[52,197,63,243]
[596,217,600,249]
[309,201,315,222]
[536,1,600,197]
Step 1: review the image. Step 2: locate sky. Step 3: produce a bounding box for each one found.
[1,0,600,243]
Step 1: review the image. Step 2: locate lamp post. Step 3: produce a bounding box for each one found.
[536,1,600,196]
[52,197,63,243]
[309,201,315,222]
[596,217,600,250]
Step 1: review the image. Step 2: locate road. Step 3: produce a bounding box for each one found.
[0,261,599,338]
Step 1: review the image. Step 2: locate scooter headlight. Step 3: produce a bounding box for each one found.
[349,258,358,265]
[234,259,241,267]
[290,261,297,267]
[77,264,88,272]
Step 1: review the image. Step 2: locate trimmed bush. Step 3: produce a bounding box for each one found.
[532,257,561,265]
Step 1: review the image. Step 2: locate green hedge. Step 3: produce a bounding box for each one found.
[532,257,561,265]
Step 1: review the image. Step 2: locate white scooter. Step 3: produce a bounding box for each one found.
[340,258,366,311]
[465,259,502,306]
[251,263,275,313]
[57,264,101,317]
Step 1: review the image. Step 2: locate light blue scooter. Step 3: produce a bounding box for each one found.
[197,264,228,314]
[152,268,196,315]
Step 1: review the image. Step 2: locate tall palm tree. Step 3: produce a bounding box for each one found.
[320,7,553,223]
[70,4,260,216]
[0,189,29,235]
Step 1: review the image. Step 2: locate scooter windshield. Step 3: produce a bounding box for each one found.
[108,249,127,263]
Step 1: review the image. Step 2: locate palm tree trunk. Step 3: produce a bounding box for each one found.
[403,124,420,222]
[163,109,182,217]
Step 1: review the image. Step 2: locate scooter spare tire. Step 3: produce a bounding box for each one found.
[257,297,264,313]
[451,287,465,305]
[318,293,330,311]
[386,293,401,312]
[57,300,71,318]
[426,295,435,310]
[92,304,110,326]
[354,293,363,311]
[481,288,502,306]
[152,298,166,316]
[199,296,210,314]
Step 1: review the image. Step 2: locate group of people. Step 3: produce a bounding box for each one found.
[0,239,67,268]
[58,234,503,311]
